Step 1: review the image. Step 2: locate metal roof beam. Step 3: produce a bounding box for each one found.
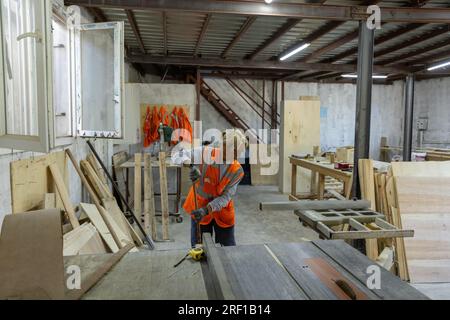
[194,14,212,57]
[125,9,146,54]
[65,0,450,24]
[127,55,410,74]
[222,16,257,59]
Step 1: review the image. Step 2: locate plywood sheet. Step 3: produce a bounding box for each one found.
[395,176,450,283]
[0,210,65,300]
[279,99,320,194]
[391,161,450,178]
[10,152,68,213]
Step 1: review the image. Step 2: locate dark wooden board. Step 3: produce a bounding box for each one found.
[313,240,429,300]
[217,245,308,300]
[268,242,378,300]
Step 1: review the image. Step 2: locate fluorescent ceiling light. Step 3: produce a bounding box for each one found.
[427,61,450,71]
[265,0,273,3]
[342,74,388,79]
[279,43,310,61]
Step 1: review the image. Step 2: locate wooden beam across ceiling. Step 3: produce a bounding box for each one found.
[125,9,146,54]
[65,0,450,24]
[127,55,410,74]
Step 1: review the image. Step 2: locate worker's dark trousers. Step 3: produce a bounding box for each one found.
[191,218,236,247]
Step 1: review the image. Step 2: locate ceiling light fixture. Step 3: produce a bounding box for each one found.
[264,0,273,4]
[279,43,311,61]
[342,74,388,79]
[427,61,450,71]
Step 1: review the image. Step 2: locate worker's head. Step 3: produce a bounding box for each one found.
[222,129,249,162]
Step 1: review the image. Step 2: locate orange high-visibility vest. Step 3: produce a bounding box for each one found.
[177,107,193,143]
[143,106,152,147]
[183,148,244,228]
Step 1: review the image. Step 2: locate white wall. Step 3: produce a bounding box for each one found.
[200,78,405,160]
[414,77,450,150]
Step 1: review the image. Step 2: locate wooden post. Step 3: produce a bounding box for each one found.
[134,153,142,222]
[196,68,201,121]
[291,163,297,200]
[318,174,325,200]
[144,154,157,240]
[159,152,170,240]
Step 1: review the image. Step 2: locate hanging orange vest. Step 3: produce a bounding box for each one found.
[177,107,193,143]
[183,148,244,228]
[143,106,152,147]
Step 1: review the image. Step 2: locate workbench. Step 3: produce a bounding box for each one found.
[289,157,353,201]
[202,237,428,300]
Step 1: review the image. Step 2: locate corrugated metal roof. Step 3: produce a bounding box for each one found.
[99,0,450,80]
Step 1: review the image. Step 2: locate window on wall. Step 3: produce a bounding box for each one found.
[0,1,125,152]
[73,21,124,139]
[0,0,52,152]
[52,16,74,145]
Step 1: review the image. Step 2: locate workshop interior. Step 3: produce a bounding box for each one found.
[2,0,450,302]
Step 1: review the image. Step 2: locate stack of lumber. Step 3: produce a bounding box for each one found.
[360,159,450,283]
[9,150,143,258]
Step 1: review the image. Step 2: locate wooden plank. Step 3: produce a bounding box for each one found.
[49,164,80,229]
[81,160,112,200]
[44,193,56,209]
[10,151,68,213]
[0,210,65,300]
[395,176,450,283]
[358,159,378,261]
[279,100,321,194]
[313,240,428,300]
[144,154,157,240]
[63,223,108,256]
[66,149,125,251]
[87,153,108,185]
[260,200,370,211]
[112,151,129,207]
[80,203,120,253]
[65,243,134,300]
[134,153,142,222]
[268,242,374,300]
[391,161,450,178]
[159,152,170,240]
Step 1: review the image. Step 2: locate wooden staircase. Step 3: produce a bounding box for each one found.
[187,75,262,142]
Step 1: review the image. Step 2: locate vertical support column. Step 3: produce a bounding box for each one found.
[403,75,415,162]
[196,68,201,121]
[262,80,265,131]
[271,81,278,130]
[352,22,375,199]
[134,153,142,222]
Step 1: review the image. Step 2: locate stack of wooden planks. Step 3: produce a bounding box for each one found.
[359,159,450,283]
[9,150,143,258]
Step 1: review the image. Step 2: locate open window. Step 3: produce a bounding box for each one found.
[51,12,74,147]
[0,0,52,152]
[73,21,124,139]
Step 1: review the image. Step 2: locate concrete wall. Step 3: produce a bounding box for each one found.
[201,78,406,160]
[413,77,450,150]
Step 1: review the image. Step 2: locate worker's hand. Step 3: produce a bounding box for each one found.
[192,207,208,222]
[190,166,201,182]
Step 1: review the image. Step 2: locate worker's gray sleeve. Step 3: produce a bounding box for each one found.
[208,168,244,212]
[170,147,203,165]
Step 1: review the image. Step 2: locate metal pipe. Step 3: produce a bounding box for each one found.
[403,75,415,161]
[86,140,155,250]
[352,22,375,199]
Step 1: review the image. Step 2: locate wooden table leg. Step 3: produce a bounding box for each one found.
[310,170,317,195]
[291,164,297,200]
[318,174,325,200]
[344,176,353,199]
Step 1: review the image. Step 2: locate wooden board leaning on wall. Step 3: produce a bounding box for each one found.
[10,151,68,213]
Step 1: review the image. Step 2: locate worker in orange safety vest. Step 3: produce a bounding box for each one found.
[178,129,248,247]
